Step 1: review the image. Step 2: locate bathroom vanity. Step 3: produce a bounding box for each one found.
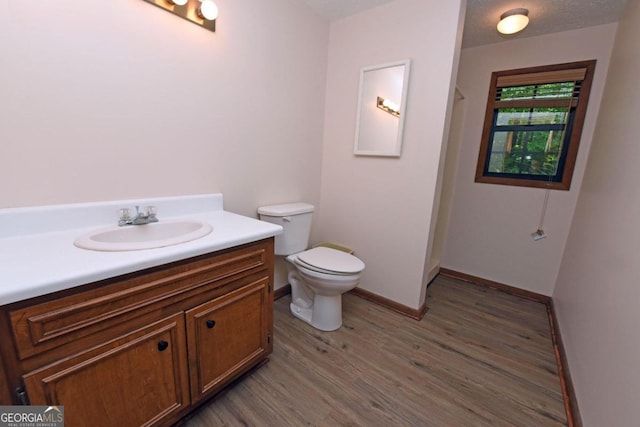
[0,194,282,426]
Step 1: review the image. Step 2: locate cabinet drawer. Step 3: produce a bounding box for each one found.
[23,313,190,427]
[9,240,271,361]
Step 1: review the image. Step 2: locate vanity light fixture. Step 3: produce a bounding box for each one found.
[497,8,529,35]
[197,0,219,20]
[377,97,400,117]
[142,0,218,33]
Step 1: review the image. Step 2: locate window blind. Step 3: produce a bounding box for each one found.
[496,68,588,88]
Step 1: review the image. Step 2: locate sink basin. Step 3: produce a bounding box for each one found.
[74,220,213,251]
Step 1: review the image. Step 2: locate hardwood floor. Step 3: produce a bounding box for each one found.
[184,275,567,426]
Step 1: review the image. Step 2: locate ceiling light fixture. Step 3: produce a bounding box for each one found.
[497,8,529,35]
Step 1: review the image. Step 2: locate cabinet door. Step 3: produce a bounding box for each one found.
[23,314,190,427]
[186,277,270,402]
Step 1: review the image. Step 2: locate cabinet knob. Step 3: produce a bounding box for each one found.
[206,319,216,329]
[157,340,169,352]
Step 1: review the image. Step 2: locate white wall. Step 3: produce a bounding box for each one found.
[553,0,640,424]
[441,24,617,296]
[0,0,329,218]
[316,0,465,309]
[430,93,466,277]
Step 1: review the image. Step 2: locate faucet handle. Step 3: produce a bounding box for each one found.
[119,208,131,221]
[146,205,158,222]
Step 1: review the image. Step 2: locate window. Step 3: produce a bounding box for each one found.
[475,60,596,190]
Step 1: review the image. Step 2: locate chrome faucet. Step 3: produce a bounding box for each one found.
[118,205,159,226]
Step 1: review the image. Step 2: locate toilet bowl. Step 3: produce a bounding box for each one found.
[286,246,364,331]
[257,202,366,331]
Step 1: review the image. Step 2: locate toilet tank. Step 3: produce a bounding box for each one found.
[258,202,314,255]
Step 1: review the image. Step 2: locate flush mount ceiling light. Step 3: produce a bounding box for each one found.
[142,0,218,33]
[497,8,529,35]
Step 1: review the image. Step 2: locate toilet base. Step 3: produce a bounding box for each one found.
[290,294,343,331]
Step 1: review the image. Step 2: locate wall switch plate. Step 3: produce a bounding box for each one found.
[531,229,547,241]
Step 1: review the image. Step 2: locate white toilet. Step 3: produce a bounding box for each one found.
[258,202,365,331]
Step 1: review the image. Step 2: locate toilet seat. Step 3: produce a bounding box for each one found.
[295,247,365,276]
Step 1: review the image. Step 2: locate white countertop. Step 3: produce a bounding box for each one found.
[0,194,282,305]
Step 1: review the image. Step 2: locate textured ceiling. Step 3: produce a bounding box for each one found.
[297,0,629,48]
[463,0,629,47]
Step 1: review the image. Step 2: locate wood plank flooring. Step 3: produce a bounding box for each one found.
[184,275,567,426]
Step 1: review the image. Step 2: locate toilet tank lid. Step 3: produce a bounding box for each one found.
[258,202,314,217]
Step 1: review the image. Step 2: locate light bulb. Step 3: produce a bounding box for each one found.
[497,8,529,35]
[169,0,188,5]
[198,0,219,21]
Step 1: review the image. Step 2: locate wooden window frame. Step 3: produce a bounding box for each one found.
[475,60,597,190]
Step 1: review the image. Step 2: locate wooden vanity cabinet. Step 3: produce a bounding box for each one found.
[186,278,271,402]
[23,314,190,427]
[0,238,274,427]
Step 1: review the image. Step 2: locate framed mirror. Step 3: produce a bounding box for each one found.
[354,59,411,157]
